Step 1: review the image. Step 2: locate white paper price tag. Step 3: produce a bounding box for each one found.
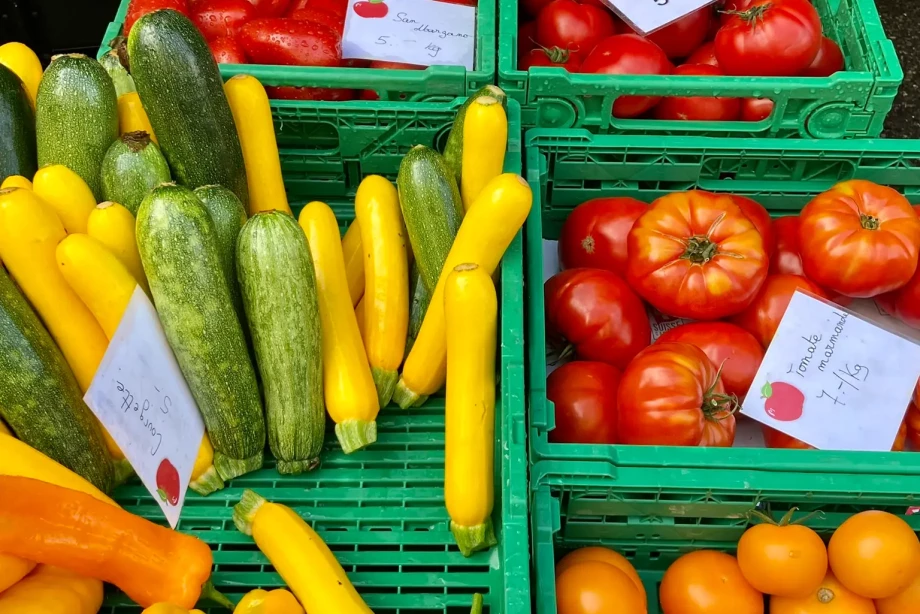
[741,291,920,451]
[602,0,718,35]
[342,0,476,69]
[84,287,204,527]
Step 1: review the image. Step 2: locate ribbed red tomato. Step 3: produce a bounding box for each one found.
[558,197,647,276]
[547,361,621,444]
[617,343,737,447]
[799,180,920,298]
[733,195,774,257]
[762,425,814,449]
[626,190,769,320]
[642,5,711,60]
[654,64,742,121]
[657,322,764,400]
[544,268,651,370]
[731,274,828,348]
[801,36,845,77]
[536,0,616,57]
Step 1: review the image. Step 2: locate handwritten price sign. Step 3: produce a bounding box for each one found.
[741,291,920,451]
[601,0,717,34]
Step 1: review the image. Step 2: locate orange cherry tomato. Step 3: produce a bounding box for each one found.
[556,547,646,603]
[828,510,920,599]
[770,572,876,614]
[876,573,920,614]
[737,522,827,597]
[659,550,763,614]
[556,560,646,614]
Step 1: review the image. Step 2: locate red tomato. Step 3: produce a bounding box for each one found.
[715,0,822,76]
[687,41,718,66]
[876,264,920,329]
[741,97,775,121]
[801,36,845,77]
[762,425,814,449]
[733,195,774,256]
[580,34,673,118]
[654,64,742,121]
[799,180,920,298]
[731,274,828,348]
[288,7,344,32]
[657,322,764,400]
[907,403,920,450]
[244,0,290,16]
[520,46,582,70]
[125,0,189,34]
[191,0,254,40]
[626,190,769,320]
[238,18,341,66]
[544,268,651,370]
[536,0,616,57]
[521,0,555,19]
[770,216,804,276]
[369,60,425,69]
[266,86,355,100]
[643,6,711,59]
[286,0,346,16]
[519,21,538,60]
[558,197,647,276]
[207,35,247,63]
[547,361,621,444]
[618,343,737,446]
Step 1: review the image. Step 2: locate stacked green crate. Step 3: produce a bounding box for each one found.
[101,99,529,613]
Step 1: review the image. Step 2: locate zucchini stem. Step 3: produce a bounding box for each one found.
[335,419,378,454]
[372,367,399,408]
[189,465,225,496]
[232,489,267,536]
[451,518,497,557]
[214,450,264,481]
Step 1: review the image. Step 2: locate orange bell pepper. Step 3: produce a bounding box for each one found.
[0,476,227,609]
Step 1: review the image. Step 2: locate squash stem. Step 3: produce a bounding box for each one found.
[393,378,427,409]
[189,465,225,496]
[276,456,320,475]
[233,489,267,536]
[199,580,235,610]
[214,450,264,481]
[373,367,399,408]
[450,518,497,557]
[335,419,378,454]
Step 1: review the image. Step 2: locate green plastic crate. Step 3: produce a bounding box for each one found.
[98,0,495,100]
[101,98,529,613]
[525,130,920,504]
[498,0,902,137]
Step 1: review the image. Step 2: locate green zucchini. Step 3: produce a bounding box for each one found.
[405,263,430,357]
[194,185,248,325]
[0,65,36,182]
[35,54,118,200]
[0,264,115,493]
[136,184,264,480]
[237,211,324,475]
[442,85,507,190]
[100,131,171,214]
[396,146,462,293]
[128,10,249,208]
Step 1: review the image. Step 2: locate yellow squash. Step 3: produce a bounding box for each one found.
[189,433,224,496]
[460,97,507,211]
[393,174,531,408]
[0,556,35,593]
[355,175,409,407]
[233,588,305,614]
[0,175,31,190]
[224,75,291,216]
[342,220,365,306]
[0,42,42,107]
[355,295,366,342]
[87,201,150,294]
[118,91,157,141]
[298,201,379,453]
[142,605,205,614]
[0,565,104,614]
[444,264,497,557]
[32,164,97,233]
[234,490,372,614]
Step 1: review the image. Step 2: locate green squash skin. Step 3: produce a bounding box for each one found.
[0,266,115,493]
[136,184,264,480]
[128,10,249,208]
[100,131,172,214]
[35,54,118,200]
[193,185,247,326]
[237,212,325,474]
[0,65,37,182]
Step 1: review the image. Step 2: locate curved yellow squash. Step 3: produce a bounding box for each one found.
[298,201,379,453]
[355,295,366,342]
[233,588,305,614]
[444,264,497,557]
[460,97,507,211]
[224,75,291,216]
[118,92,156,142]
[87,201,150,294]
[188,433,224,496]
[393,174,531,408]
[0,565,104,614]
[32,165,97,234]
[0,175,32,190]
[0,42,42,107]
[342,220,364,307]
[355,175,408,407]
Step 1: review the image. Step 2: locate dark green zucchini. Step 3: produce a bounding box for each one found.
[0,65,36,182]
[100,131,171,214]
[194,185,248,326]
[442,85,507,190]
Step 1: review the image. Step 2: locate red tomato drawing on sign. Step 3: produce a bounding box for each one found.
[761,381,804,421]
[354,0,388,18]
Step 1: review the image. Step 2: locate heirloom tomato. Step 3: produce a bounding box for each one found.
[828,510,920,599]
[555,548,646,602]
[626,190,769,320]
[731,274,827,348]
[737,519,827,598]
[770,216,804,275]
[556,561,645,614]
[687,41,719,67]
[642,5,711,60]
[558,197,646,275]
[770,572,875,614]
[715,0,822,76]
[907,401,920,449]
[544,269,651,370]
[660,551,764,614]
[536,0,616,57]
[654,64,742,121]
[876,261,920,329]
[799,180,920,298]
[876,574,920,614]
[733,195,774,256]
[546,361,620,444]
[762,425,813,449]
[801,36,845,77]
[657,322,763,400]
[617,343,736,446]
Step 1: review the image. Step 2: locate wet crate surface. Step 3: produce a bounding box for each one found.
[498,0,902,137]
[101,99,528,613]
